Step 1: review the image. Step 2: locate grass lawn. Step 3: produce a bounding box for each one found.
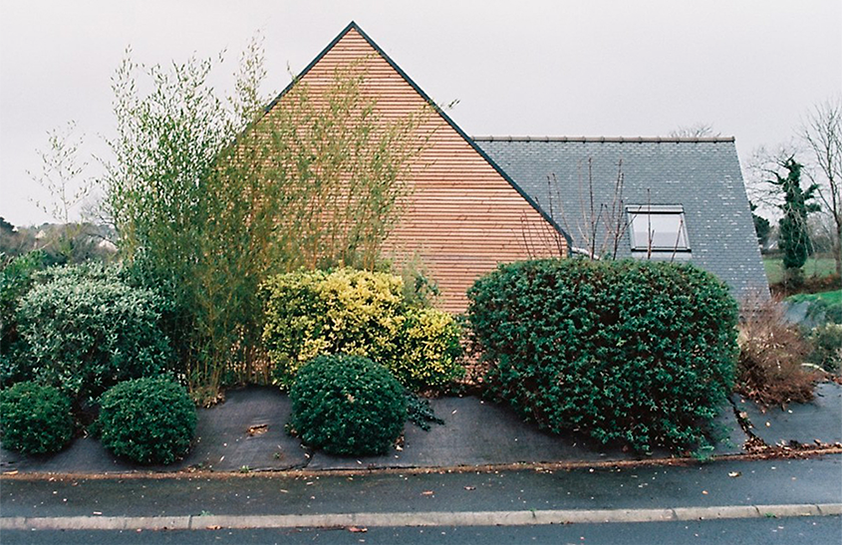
[787,289,842,305]
[763,256,838,285]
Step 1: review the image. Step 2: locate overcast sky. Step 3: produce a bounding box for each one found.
[1,0,840,226]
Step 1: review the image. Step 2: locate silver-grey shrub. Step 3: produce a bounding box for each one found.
[16,265,173,402]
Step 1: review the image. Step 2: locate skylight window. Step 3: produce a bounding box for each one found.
[626,205,690,252]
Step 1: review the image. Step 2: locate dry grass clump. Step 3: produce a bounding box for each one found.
[736,295,819,407]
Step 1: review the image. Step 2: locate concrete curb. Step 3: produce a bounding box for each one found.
[2,503,840,531]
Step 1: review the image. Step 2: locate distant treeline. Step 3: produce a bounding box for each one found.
[0,217,116,266]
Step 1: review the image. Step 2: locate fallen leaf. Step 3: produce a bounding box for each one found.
[347,526,368,533]
[247,424,269,436]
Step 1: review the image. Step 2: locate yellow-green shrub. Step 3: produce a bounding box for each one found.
[262,268,462,390]
[394,308,463,388]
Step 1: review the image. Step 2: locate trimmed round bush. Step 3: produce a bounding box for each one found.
[0,381,73,454]
[16,266,173,401]
[289,354,407,456]
[97,377,196,465]
[467,258,739,453]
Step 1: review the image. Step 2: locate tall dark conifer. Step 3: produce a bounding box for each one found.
[769,158,820,284]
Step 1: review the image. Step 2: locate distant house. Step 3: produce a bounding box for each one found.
[265,22,767,312]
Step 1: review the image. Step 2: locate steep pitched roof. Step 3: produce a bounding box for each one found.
[264,22,571,248]
[474,136,769,297]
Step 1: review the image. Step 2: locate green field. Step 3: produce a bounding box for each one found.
[787,289,842,305]
[763,256,838,285]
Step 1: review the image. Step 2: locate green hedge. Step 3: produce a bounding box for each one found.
[16,266,173,401]
[0,252,46,387]
[0,381,74,454]
[807,324,842,373]
[262,268,462,390]
[467,258,739,453]
[97,377,196,465]
[289,354,406,456]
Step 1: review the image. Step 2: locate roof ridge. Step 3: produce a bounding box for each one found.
[472,136,736,143]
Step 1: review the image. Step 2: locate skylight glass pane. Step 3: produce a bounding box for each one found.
[628,210,689,251]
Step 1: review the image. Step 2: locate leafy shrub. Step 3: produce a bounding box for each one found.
[262,268,462,390]
[0,381,73,454]
[807,323,842,373]
[467,258,739,453]
[16,266,173,401]
[97,377,196,464]
[289,354,406,455]
[393,309,464,389]
[805,298,842,325]
[0,251,46,385]
[34,260,127,285]
[405,391,444,431]
[736,297,817,406]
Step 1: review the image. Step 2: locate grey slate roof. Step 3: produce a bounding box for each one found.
[474,136,769,298]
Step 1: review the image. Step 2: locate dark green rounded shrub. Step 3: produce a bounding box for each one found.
[0,381,74,454]
[97,377,196,465]
[16,266,173,401]
[467,258,739,453]
[289,354,407,456]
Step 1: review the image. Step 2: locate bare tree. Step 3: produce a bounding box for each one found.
[744,143,800,217]
[669,123,721,138]
[523,158,629,260]
[26,121,98,262]
[801,96,842,279]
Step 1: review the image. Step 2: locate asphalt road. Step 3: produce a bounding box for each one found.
[3,456,840,544]
[2,517,840,545]
[3,457,840,519]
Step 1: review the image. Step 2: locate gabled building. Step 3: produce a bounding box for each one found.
[263,22,566,313]
[265,22,767,312]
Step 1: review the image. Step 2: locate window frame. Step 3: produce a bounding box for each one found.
[626,205,691,252]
